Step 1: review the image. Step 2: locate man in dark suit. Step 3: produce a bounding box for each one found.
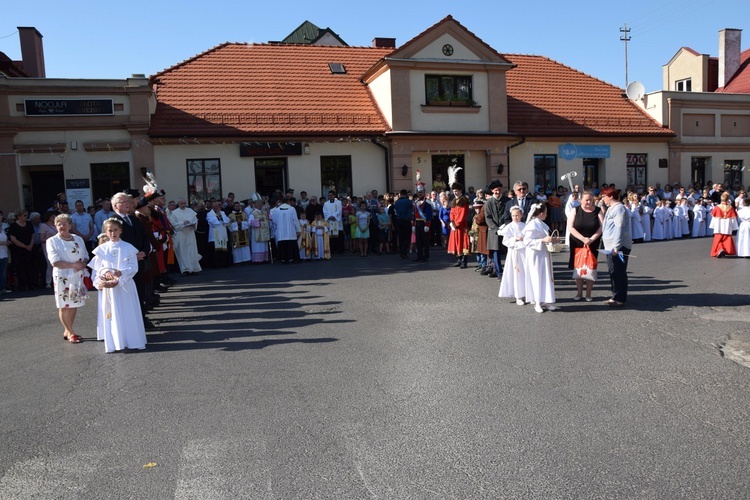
[503,181,535,225]
[484,180,505,278]
[111,191,154,329]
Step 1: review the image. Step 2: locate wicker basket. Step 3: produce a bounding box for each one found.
[546,230,564,253]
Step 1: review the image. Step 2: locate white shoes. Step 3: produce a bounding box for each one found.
[516,298,525,306]
[1,289,11,294]
[543,304,558,311]
[534,304,544,313]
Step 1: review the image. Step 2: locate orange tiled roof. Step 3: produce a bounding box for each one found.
[150,43,393,137]
[149,41,671,139]
[504,54,672,137]
[716,48,750,93]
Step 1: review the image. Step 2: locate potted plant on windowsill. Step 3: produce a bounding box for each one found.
[428,96,450,106]
[451,98,477,107]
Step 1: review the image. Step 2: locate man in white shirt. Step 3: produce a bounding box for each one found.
[70,200,95,251]
[94,199,114,236]
[322,190,343,254]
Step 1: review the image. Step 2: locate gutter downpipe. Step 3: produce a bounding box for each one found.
[371,139,391,193]
[506,136,526,181]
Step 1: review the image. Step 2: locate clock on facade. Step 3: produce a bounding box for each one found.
[442,44,454,56]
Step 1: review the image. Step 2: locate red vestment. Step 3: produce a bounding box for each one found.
[448,196,470,255]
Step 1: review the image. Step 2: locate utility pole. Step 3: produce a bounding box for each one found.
[620,24,631,88]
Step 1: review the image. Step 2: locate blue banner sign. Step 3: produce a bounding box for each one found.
[558,143,610,160]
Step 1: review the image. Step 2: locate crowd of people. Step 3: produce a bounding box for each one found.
[1,175,749,347]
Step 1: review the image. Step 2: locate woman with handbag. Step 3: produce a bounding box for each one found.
[46,214,90,343]
[567,191,604,302]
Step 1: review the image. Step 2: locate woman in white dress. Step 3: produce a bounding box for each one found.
[46,214,89,343]
[522,203,557,313]
[90,218,146,353]
[498,207,527,305]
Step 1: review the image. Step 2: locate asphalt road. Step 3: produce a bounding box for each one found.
[1,236,749,499]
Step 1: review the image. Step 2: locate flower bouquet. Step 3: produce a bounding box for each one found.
[97,267,120,288]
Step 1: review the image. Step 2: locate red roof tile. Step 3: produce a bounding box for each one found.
[150,43,393,137]
[504,54,672,137]
[716,48,750,93]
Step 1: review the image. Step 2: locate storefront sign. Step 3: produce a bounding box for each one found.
[25,99,114,116]
[558,143,610,160]
[240,142,302,157]
[65,179,92,209]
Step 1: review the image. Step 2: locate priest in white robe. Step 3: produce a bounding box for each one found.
[207,200,230,267]
[245,199,271,263]
[167,198,202,275]
[228,201,251,264]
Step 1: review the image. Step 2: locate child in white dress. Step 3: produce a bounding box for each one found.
[89,218,146,353]
[664,201,674,240]
[672,204,683,239]
[691,199,706,237]
[705,200,714,236]
[498,207,527,305]
[628,194,644,243]
[651,201,665,241]
[737,198,750,257]
[522,203,557,313]
[641,204,652,242]
[679,198,690,236]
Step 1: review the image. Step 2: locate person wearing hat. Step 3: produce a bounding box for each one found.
[484,180,506,279]
[470,197,489,272]
[412,184,433,262]
[448,182,471,268]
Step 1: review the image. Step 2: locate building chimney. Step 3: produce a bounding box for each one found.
[719,28,741,88]
[17,27,45,78]
[372,37,396,49]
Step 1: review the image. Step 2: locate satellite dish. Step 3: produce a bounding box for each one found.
[626,81,645,101]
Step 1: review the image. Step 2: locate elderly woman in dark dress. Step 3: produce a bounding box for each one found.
[567,191,604,301]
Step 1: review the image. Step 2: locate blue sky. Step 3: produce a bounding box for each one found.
[1,0,745,93]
